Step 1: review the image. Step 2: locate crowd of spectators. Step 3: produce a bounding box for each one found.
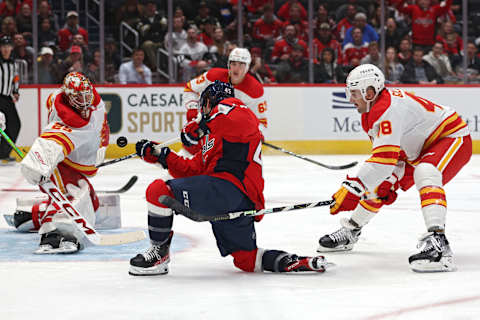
[1,0,480,84]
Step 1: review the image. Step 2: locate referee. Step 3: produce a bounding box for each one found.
[0,35,20,163]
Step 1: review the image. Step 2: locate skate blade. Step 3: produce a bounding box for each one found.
[34,243,79,254]
[410,259,456,273]
[129,265,169,276]
[316,245,353,253]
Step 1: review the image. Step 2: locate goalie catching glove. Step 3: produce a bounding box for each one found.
[330,176,366,215]
[135,139,171,169]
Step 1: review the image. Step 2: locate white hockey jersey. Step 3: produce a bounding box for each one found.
[357,88,469,191]
[183,68,268,131]
[40,88,109,177]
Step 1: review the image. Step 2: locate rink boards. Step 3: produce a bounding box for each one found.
[14,84,480,157]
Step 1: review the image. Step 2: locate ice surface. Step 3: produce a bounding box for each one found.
[1,155,479,320]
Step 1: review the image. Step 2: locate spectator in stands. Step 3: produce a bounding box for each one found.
[209,27,226,65]
[15,3,32,45]
[360,41,382,68]
[281,3,308,42]
[314,23,343,65]
[57,45,85,77]
[401,47,443,84]
[138,0,167,71]
[436,21,463,68]
[225,8,252,46]
[455,42,480,83]
[230,0,273,16]
[275,43,308,83]
[194,1,212,30]
[37,46,57,84]
[1,16,17,38]
[335,4,356,42]
[164,16,187,54]
[315,4,335,31]
[85,49,101,84]
[277,0,307,21]
[251,4,282,49]
[397,37,412,65]
[423,41,456,83]
[198,17,216,48]
[211,41,237,68]
[38,18,57,48]
[118,47,152,84]
[71,34,91,65]
[115,0,142,27]
[58,11,88,52]
[250,47,275,84]
[394,0,452,53]
[384,46,404,84]
[385,17,404,50]
[315,47,346,84]
[342,12,378,48]
[208,0,234,27]
[271,25,307,64]
[343,27,368,66]
[334,0,367,23]
[105,37,121,83]
[38,0,59,32]
[12,33,33,82]
[0,0,22,18]
[177,26,209,81]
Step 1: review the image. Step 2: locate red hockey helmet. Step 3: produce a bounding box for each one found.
[62,72,94,118]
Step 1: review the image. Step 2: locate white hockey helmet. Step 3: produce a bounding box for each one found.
[345,64,385,104]
[228,47,252,73]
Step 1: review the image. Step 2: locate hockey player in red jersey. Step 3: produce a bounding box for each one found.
[182,47,267,154]
[16,72,110,254]
[129,80,329,276]
[317,64,471,272]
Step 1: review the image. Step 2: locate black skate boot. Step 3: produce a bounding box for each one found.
[317,218,361,252]
[278,254,329,272]
[409,231,455,272]
[35,231,80,254]
[129,231,173,276]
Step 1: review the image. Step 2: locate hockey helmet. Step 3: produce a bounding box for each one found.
[345,64,385,106]
[199,80,234,118]
[228,47,252,73]
[62,72,94,118]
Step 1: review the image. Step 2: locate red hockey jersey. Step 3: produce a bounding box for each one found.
[165,97,265,210]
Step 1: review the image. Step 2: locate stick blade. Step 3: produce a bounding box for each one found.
[99,230,146,246]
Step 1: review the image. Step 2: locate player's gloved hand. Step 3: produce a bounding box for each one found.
[376,175,399,205]
[330,176,366,215]
[136,139,159,163]
[156,147,171,169]
[180,113,210,147]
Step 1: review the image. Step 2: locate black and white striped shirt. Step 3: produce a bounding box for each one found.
[0,58,19,97]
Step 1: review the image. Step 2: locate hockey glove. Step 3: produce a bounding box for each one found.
[330,176,366,215]
[376,175,399,205]
[180,114,210,147]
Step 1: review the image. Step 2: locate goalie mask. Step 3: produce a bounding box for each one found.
[199,80,234,118]
[345,64,385,111]
[62,72,94,118]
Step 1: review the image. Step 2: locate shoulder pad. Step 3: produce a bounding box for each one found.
[234,73,264,99]
[206,68,229,82]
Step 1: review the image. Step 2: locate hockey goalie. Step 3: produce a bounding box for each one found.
[16,72,111,254]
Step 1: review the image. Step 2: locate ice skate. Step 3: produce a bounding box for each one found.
[409,231,456,272]
[129,231,173,276]
[317,218,361,252]
[279,254,329,272]
[35,231,80,254]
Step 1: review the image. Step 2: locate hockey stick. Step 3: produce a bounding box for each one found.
[159,195,334,222]
[0,128,145,245]
[0,175,138,193]
[263,142,358,170]
[96,136,181,168]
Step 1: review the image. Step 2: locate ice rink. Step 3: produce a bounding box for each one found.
[1,154,479,320]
